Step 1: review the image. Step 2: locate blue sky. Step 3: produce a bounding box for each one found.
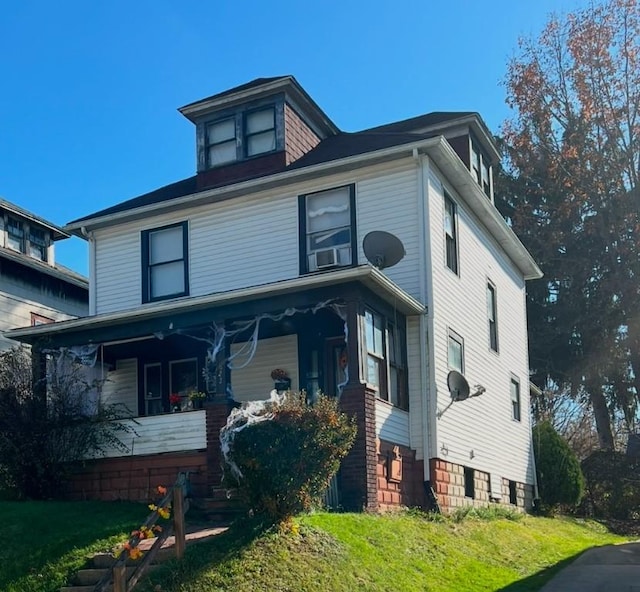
[0,0,583,275]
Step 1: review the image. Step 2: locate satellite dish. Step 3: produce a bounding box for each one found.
[363,231,406,270]
[447,370,470,402]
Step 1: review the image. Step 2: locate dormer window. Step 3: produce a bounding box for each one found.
[7,217,24,252]
[204,106,277,169]
[28,227,47,261]
[471,138,492,198]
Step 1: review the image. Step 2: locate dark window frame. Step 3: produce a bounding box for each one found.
[470,135,492,198]
[7,216,24,253]
[243,106,276,158]
[444,192,459,275]
[205,117,238,167]
[487,281,498,352]
[298,184,357,274]
[464,466,475,499]
[28,226,48,262]
[509,480,518,505]
[510,375,521,422]
[141,221,189,304]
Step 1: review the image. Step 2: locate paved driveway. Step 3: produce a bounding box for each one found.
[541,542,640,591]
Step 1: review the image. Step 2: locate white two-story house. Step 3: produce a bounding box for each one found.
[8,76,541,511]
[0,199,88,350]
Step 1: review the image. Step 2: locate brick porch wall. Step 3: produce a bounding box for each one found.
[376,439,424,510]
[339,384,378,511]
[66,451,208,502]
[429,457,534,512]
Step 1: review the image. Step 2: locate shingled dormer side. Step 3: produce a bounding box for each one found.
[178,76,339,191]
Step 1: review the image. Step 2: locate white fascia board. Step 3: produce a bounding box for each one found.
[6,265,425,342]
[64,137,444,234]
[425,139,543,280]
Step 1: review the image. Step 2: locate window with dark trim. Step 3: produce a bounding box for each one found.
[448,329,464,374]
[464,466,475,499]
[204,106,277,168]
[29,227,47,261]
[144,363,163,416]
[509,480,518,505]
[365,309,387,400]
[444,192,458,274]
[7,216,24,252]
[388,322,408,410]
[141,221,189,303]
[511,376,521,422]
[487,282,498,352]
[299,184,356,273]
[471,137,492,198]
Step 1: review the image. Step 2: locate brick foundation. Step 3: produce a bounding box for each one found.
[66,450,208,502]
[429,457,534,512]
[376,439,424,510]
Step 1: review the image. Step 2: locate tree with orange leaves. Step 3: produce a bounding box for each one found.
[498,0,640,450]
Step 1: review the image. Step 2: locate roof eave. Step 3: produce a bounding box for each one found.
[6,265,424,344]
[424,140,542,280]
[0,248,89,289]
[0,199,71,240]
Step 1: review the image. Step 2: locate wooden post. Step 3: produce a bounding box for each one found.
[173,483,186,559]
[113,563,127,592]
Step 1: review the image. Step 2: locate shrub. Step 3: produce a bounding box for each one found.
[221,393,356,523]
[533,421,585,511]
[0,347,134,499]
[581,450,640,519]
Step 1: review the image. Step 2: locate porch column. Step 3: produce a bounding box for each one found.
[204,399,234,493]
[339,299,378,512]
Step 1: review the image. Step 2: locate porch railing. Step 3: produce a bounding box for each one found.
[94,471,190,592]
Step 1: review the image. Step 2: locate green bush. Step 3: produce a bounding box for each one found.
[581,450,640,519]
[533,421,585,511]
[221,393,356,523]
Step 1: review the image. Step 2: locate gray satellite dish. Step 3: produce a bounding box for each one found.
[363,231,406,270]
[447,370,470,402]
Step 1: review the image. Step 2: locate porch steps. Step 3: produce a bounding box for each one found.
[193,487,247,522]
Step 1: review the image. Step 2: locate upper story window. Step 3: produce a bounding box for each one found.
[448,329,464,373]
[141,221,189,303]
[28,227,47,261]
[204,106,277,169]
[471,137,492,198]
[299,184,356,273]
[510,376,521,421]
[487,281,498,352]
[7,216,24,252]
[5,216,49,262]
[444,192,459,275]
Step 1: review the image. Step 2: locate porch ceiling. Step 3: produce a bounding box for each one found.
[6,265,425,347]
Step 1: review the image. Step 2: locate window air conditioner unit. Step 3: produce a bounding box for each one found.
[315,247,340,269]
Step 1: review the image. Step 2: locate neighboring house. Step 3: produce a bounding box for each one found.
[0,199,88,350]
[7,76,542,512]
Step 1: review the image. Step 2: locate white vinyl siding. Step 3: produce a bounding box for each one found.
[428,164,532,485]
[101,358,137,414]
[96,411,206,458]
[230,335,299,402]
[376,400,410,446]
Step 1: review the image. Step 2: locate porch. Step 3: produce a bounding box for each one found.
[8,265,426,511]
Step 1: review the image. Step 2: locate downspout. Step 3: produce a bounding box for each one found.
[80,226,97,316]
[413,148,432,481]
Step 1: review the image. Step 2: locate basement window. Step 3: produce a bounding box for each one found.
[464,467,475,499]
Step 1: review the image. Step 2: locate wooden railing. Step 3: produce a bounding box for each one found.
[94,472,190,592]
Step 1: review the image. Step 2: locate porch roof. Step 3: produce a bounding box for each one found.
[6,265,425,347]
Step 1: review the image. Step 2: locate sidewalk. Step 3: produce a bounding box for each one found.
[540,541,640,591]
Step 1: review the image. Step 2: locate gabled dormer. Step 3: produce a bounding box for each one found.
[364,112,500,202]
[178,76,340,191]
[0,199,69,266]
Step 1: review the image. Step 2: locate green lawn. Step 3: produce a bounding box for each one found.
[0,500,143,592]
[139,510,630,592]
[1,502,631,592]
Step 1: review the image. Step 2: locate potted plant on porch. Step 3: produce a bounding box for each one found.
[271,368,291,392]
[188,390,207,409]
[169,393,182,412]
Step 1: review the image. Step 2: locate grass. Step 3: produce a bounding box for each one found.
[1,501,632,592]
[138,509,631,592]
[0,500,143,592]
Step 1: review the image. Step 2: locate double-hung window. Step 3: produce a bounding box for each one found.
[300,185,355,273]
[245,108,276,156]
[29,227,47,261]
[206,118,237,167]
[142,221,189,303]
[511,376,521,421]
[471,138,491,198]
[448,330,464,373]
[204,106,277,168]
[388,322,408,410]
[487,282,498,352]
[7,217,24,252]
[444,193,458,274]
[365,310,387,399]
